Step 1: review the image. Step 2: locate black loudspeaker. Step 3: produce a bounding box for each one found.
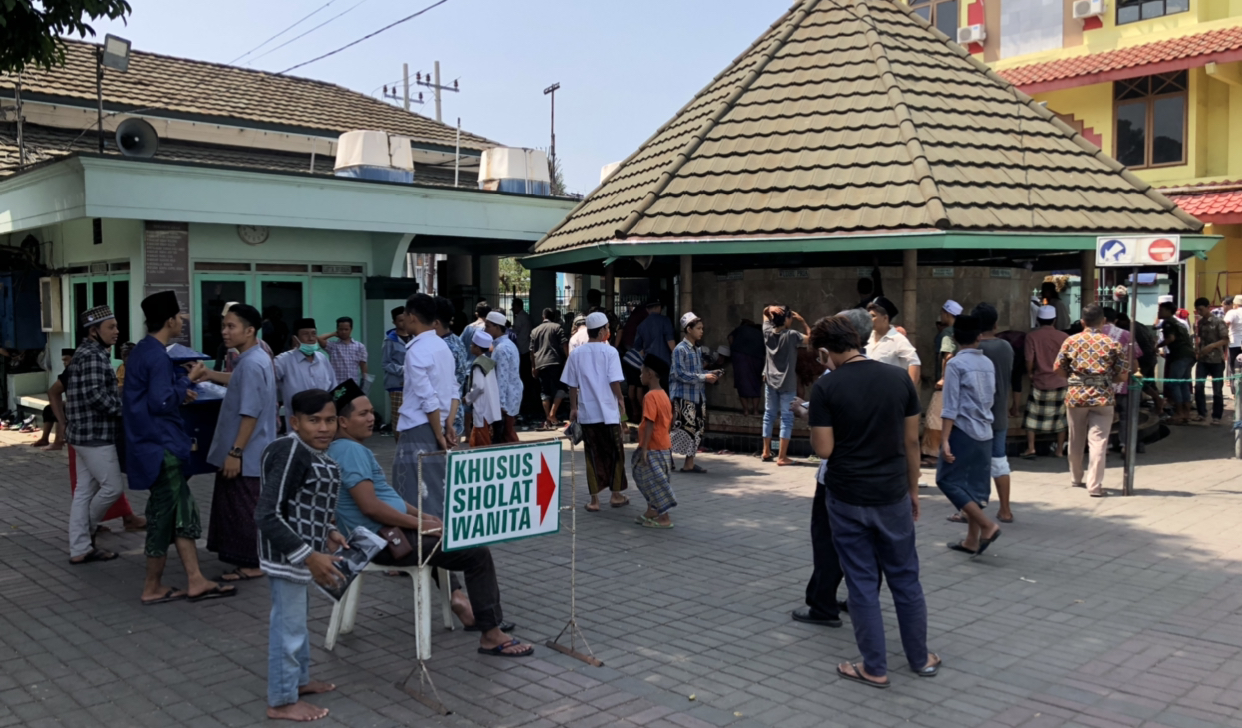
[115,118,159,158]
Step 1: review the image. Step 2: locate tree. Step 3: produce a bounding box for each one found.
[0,0,132,75]
[547,154,567,197]
[498,256,530,293]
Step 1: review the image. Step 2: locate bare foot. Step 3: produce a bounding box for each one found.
[267,701,329,722]
[776,458,796,466]
[141,585,187,604]
[298,681,336,696]
[42,444,64,451]
[585,502,600,512]
[30,440,48,447]
[451,590,475,627]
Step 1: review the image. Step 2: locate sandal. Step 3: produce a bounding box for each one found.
[187,585,238,602]
[913,653,942,677]
[946,541,977,555]
[836,662,889,689]
[609,497,630,508]
[641,518,674,529]
[477,639,534,658]
[946,513,966,523]
[141,588,187,606]
[680,464,707,474]
[975,529,1001,557]
[217,568,260,582]
[69,548,118,565]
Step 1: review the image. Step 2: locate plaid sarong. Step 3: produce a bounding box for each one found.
[389,391,403,424]
[1023,387,1068,433]
[632,448,676,515]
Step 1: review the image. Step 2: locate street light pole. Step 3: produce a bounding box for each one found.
[543,82,560,171]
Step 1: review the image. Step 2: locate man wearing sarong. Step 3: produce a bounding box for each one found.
[1020,305,1069,458]
[920,300,960,466]
[125,290,235,604]
[562,311,628,512]
[203,303,278,582]
[484,310,522,444]
[393,293,459,521]
[670,312,718,474]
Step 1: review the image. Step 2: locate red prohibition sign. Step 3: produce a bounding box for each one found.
[1148,238,1176,263]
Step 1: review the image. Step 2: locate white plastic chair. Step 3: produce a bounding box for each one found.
[324,563,455,658]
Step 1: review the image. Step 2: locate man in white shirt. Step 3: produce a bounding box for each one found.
[568,313,590,353]
[562,311,629,512]
[273,318,335,430]
[393,293,460,520]
[1224,295,1242,395]
[485,311,522,444]
[865,297,920,386]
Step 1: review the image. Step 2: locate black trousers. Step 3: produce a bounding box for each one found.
[1195,361,1225,420]
[806,479,845,619]
[374,533,504,633]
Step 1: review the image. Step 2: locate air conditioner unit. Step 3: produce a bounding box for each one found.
[1073,0,1107,19]
[956,24,986,45]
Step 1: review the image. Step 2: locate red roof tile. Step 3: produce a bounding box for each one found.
[997,26,1242,90]
[1168,187,1242,222]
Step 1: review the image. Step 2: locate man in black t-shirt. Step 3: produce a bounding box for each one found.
[807,315,939,688]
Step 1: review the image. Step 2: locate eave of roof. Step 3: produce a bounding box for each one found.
[995,25,1242,95]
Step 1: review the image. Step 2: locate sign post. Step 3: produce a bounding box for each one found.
[1096,235,1181,496]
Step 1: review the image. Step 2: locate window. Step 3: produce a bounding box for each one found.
[1113,71,1186,169]
[1117,0,1190,25]
[910,0,959,39]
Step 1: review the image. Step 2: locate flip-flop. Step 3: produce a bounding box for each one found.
[760,455,775,462]
[641,519,674,529]
[187,585,238,602]
[141,588,187,606]
[836,662,890,689]
[477,639,534,657]
[946,513,966,523]
[217,568,260,582]
[998,514,1014,523]
[680,465,707,474]
[974,530,1001,558]
[913,653,942,677]
[464,620,516,633]
[584,504,600,512]
[69,548,118,565]
[946,541,977,555]
[1019,452,1036,460]
[609,498,630,508]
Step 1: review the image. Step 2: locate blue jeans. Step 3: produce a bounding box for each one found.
[762,384,796,440]
[827,494,929,678]
[1167,357,1193,404]
[268,576,311,708]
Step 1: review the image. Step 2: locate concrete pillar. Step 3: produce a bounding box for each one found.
[528,269,556,318]
[604,263,615,310]
[679,255,693,319]
[446,254,473,288]
[1080,249,1097,315]
[478,255,500,298]
[903,249,917,339]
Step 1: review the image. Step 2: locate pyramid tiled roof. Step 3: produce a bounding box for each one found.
[0,39,496,152]
[531,0,1200,257]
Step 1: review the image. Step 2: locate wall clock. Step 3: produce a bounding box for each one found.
[237,225,270,245]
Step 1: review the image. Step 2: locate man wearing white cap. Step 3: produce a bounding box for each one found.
[1020,305,1069,458]
[1225,295,1242,394]
[670,312,720,473]
[920,300,961,466]
[65,305,127,563]
[562,311,629,510]
[568,313,590,353]
[465,329,502,447]
[484,311,522,443]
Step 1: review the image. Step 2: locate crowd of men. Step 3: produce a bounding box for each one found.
[42,276,1236,713]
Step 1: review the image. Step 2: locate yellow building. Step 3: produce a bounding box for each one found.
[907,0,1242,302]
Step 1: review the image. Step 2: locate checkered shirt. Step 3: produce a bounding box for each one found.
[326,338,369,387]
[670,340,706,403]
[65,338,122,446]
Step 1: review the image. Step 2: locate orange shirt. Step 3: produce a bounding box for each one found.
[641,389,673,451]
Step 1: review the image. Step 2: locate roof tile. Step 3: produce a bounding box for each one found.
[532,0,1199,255]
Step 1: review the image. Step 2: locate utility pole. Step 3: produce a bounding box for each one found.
[416,61,460,124]
[403,62,410,112]
[543,82,560,172]
[384,66,424,109]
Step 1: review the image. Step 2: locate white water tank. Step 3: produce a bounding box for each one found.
[600,161,621,182]
[334,130,414,183]
[478,147,551,196]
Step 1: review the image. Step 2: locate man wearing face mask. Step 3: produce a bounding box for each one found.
[274,318,334,431]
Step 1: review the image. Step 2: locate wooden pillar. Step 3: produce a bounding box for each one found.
[679,255,693,319]
[604,263,615,311]
[1080,249,1097,315]
[903,249,917,338]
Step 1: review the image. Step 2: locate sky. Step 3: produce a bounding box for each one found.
[85,0,788,194]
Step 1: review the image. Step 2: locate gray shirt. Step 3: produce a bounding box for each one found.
[763,321,804,393]
[978,338,1014,432]
[208,343,278,478]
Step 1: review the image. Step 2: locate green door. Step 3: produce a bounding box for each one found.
[311,276,363,338]
[69,273,131,362]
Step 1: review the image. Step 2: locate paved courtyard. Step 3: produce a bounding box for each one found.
[3,416,1242,728]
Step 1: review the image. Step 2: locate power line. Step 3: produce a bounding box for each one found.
[277,0,451,75]
[228,0,340,65]
[245,0,372,67]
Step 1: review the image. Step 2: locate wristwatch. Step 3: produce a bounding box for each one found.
[228,446,244,459]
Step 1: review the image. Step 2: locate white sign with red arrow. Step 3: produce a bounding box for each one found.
[443,440,562,551]
[1096,235,1181,267]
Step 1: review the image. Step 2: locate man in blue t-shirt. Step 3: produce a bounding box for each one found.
[326,379,533,657]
